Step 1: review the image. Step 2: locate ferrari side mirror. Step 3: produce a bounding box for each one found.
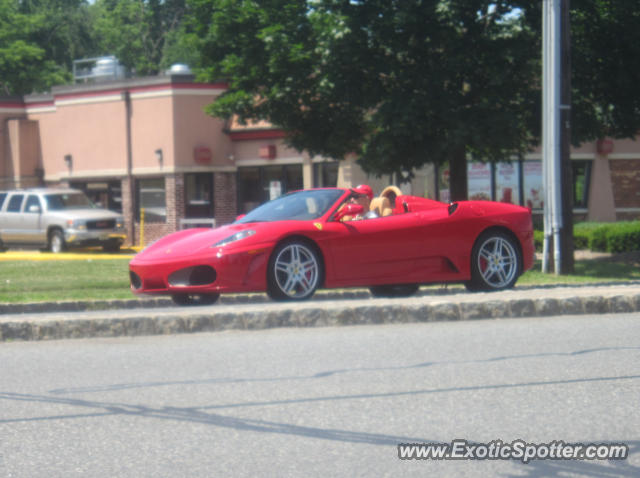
[235,214,246,222]
[334,203,364,221]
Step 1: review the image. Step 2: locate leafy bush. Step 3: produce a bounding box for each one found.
[534,221,640,253]
[534,230,544,252]
[573,228,590,250]
[605,222,640,253]
[588,225,610,252]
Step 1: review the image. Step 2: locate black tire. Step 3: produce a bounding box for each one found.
[48,229,66,253]
[466,230,521,292]
[0,238,6,252]
[267,240,322,301]
[369,284,419,298]
[103,240,121,253]
[171,293,220,306]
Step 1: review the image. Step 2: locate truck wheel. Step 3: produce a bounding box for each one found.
[103,240,121,253]
[49,229,66,253]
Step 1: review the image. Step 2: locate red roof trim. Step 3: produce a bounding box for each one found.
[0,101,25,108]
[228,130,287,141]
[54,82,228,101]
[26,101,55,109]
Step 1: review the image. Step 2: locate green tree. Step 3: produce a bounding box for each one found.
[92,0,188,75]
[18,0,97,73]
[190,0,540,200]
[567,0,640,144]
[0,0,69,94]
[522,1,640,145]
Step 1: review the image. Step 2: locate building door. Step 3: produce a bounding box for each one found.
[237,165,303,214]
[185,173,213,218]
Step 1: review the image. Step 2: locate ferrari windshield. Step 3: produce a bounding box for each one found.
[236,189,344,223]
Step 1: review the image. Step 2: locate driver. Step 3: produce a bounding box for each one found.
[341,184,377,221]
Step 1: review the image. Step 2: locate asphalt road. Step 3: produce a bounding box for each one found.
[1,313,639,477]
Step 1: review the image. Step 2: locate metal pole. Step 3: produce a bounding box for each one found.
[542,0,563,274]
[542,0,551,273]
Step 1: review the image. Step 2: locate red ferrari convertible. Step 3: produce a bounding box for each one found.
[129,186,535,305]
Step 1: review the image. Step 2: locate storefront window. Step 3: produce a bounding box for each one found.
[237,165,304,214]
[437,162,451,203]
[185,173,213,218]
[313,161,339,187]
[572,160,592,208]
[237,167,262,213]
[495,162,520,204]
[284,164,304,192]
[438,160,529,207]
[137,177,166,222]
[70,180,122,212]
[523,161,544,210]
[468,162,492,201]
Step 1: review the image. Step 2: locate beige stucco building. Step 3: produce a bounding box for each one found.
[1,72,639,247]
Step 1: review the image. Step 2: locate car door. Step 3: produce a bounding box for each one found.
[1,193,25,243]
[324,212,430,286]
[21,194,45,244]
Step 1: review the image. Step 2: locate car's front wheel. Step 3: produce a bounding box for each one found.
[466,230,521,292]
[49,229,66,253]
[171,293,220,306]
[267,241,322,301]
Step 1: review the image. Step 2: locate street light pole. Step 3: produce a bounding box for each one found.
[542,0,561,273]
[542,0,572,274]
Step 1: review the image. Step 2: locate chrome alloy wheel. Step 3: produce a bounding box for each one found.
[476,236,518,289]
[273,243,320,299]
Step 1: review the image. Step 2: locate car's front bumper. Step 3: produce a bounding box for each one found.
[65,229,126,247]
[129,247,271,296]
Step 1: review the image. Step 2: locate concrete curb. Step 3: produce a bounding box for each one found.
[2,288,640,342]
[3,281,639,315]
[0,290,374,315]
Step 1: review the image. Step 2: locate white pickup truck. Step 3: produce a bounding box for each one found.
[0,188,126,253]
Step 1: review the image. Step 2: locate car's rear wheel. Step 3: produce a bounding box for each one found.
[267,241,322,301]
[466,230,521,292]
[171,293,220,306]
[369,284,419,298]
[49,229,66,253]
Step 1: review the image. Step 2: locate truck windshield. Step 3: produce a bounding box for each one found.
[45,193,95,210]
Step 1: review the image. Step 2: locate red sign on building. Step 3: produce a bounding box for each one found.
[259,145,277,159]
[194,146,212,163]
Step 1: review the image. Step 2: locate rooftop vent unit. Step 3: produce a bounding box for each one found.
[166,63,192,76]
[73,56,126,83]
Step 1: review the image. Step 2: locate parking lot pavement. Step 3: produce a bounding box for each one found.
[1,282,639,342]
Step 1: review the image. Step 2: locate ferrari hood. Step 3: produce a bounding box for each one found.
[134,222,262,261]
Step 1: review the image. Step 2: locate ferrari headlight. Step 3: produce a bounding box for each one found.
[213,229,256,247]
